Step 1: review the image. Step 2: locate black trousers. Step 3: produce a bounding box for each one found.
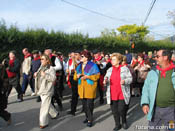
[82,98,94,122]
[70,76,78,112]
[111,100,127,127]
[51,76,63,108]
[7,76,23,99]
[0,109,11,121]
[97,79,104,102]
[52,88,62,108]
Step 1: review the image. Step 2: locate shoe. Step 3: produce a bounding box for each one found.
[31,93,36,96]
[131,95,135,97]
[67,111,75,116]
[17,98,23,102]
[113,125,121,131]
[52,113,59,119]
[87,121,92,127]
[99,99,104,105]
[122,123,128,129]
[22,93,25,97]
[40,125,48,129]
[7,116,11,126]
[36,96,41,102]
[135,94,140,97]
[83,119,88,124]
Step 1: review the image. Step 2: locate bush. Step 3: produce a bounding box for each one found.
[0,21,175,62]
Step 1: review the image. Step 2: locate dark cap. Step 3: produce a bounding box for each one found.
[74,50,81,54]
[32,50,39,54]
[92,49,100,54]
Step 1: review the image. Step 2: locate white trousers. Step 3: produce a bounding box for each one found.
[39,94,58,126]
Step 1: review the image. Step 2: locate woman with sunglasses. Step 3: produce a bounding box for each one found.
[34,54,58,129]
[74,51,100,127]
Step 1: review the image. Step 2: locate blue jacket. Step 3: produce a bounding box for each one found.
[141,68,175,121]
[125,53,132,64]
[31,59,41,74]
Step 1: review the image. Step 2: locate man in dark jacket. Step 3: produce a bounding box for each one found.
[6,50,23,102]
[125,50,132,64]
[29,50,41,97]
[0,63,11,125]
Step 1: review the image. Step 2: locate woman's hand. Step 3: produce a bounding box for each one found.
[34,72,37,78]
[81,75,89,80]
[121,80,125,85]
[103,77,108,85]
[77,74,82,79]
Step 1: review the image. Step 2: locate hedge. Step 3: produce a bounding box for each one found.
[0,21,175,62]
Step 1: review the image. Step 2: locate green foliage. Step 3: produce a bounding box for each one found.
[117,24,149,41]
[0,21,174,62]
[100,28,117,37]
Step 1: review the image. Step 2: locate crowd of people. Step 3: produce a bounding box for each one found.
[0,48,174,131]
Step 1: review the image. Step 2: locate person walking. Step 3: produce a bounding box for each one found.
[134,53,151,96]
[34,54,58,129]
[29,50,41,96]
[21,48,33,95]
[67,51,81,116]
[141,49,175,131]
[103,53,132,131]
[74,50,100,127]
[0,63,11,125]
[6,51,23,102]
[44,49,63,110]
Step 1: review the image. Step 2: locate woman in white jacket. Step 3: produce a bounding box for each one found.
[103,53,132,131]
[34,54,58,129]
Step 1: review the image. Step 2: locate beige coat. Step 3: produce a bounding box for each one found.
[35,66,56,96]
[22,56,32,75]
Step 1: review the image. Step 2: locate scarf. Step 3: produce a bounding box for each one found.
[67,58,73,88]
[94,55,102,62]
[156,62,175,78]
[34,56,40,61]
[122,63,128,67]
[24,53,32,58]
[6,59,16,78]
[68,58,72,66]
[76,61,100,85]
[138,60,144,66]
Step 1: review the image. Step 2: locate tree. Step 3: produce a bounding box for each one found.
[117,24,149,42]
[168,10,175,27]
[100,28,117,37]
[144,35,155,42]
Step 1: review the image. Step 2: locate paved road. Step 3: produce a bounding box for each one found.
[0,87,148,131]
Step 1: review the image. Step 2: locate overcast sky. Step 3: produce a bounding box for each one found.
[0,0,174,39]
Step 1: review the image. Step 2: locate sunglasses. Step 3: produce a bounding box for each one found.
[41,58,45,61]
[155,55,161,58]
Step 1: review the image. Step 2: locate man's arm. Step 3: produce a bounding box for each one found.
[141,72,151,114]
[53,57,62,71]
